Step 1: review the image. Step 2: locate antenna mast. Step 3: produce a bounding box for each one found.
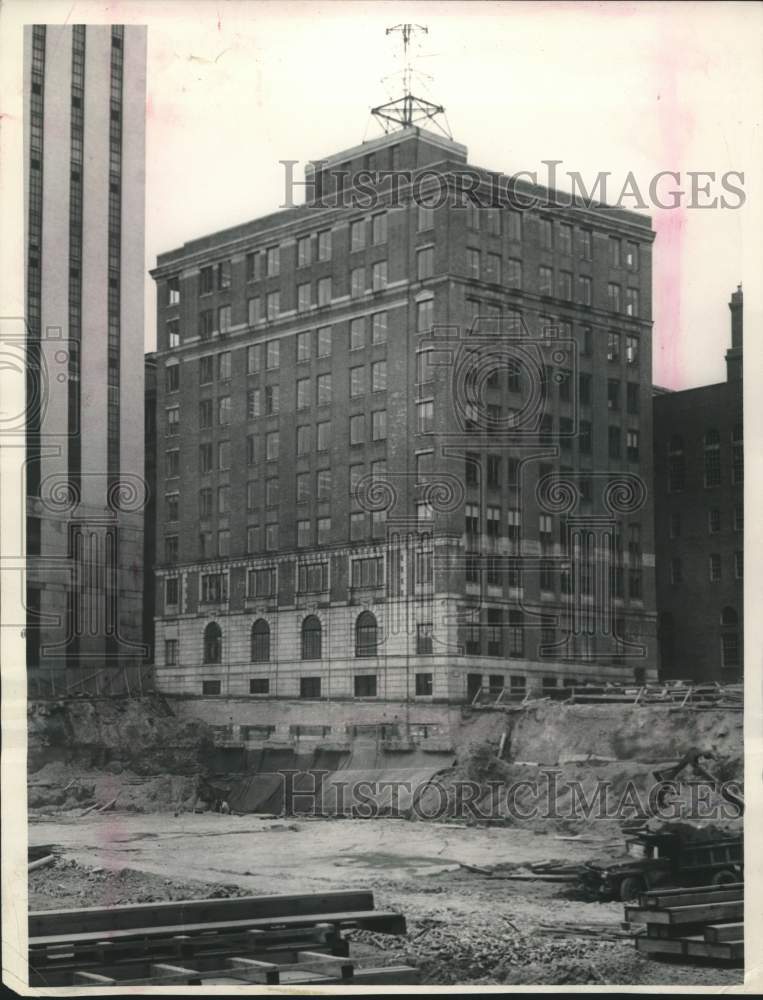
[371,24,451,138]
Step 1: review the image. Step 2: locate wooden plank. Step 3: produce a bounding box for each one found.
[72,971,116,986]
[149,962,203,985]
[29,890,375,938]
[684,937,744,962]
[705,921,744,944]
[296,950,354,978]
[635,936,684,956]
[642,887,743,909]
[225,956,280,984]
[30,909,406,958]
[640,882,743,904]
[627,901,743,926]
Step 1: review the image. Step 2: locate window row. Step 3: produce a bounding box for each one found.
[669,552,743,584]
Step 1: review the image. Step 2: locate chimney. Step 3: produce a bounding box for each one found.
[726,284,743,381]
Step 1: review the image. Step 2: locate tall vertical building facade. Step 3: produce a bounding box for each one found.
[150,126,657,706]
[654,288,744,683]
[24,25,147,676]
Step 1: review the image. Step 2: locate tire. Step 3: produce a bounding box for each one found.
[711,869,737,885]
[619,875,646,902]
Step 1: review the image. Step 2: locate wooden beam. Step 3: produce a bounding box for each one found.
[224,956,280,984]
[640,882,743,904]
[641,887,743,909]
[72,971,116,986]
[29,890,375,938]
[626,901,743,926]
[296,950,354,978]
[705,921,744,943]
[148,962,203,985]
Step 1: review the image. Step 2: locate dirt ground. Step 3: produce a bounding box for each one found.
[28,812,743,987]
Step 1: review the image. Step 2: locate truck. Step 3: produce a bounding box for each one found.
[579,828,743,902]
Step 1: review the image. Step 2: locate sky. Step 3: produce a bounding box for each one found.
[9,0,763,388]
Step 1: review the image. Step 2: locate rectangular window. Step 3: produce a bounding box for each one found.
[580,228,592,260]
[417,298,434,333]
[248,387,261,418]
[625,288,639,317]
[507,209,522,241]
[350,365,366,397]
[350,316,365,350]
[372,212,387,244]
[317,324,332,356]
[247,435,256,465]
[579,275,592,306]
[297,235,311,267]
[165,639,178,665]
[202,680,221,695]
[351,267,365,297]
[372,260,388,291]
[558,270,573,300]
[216,260,231,289]
[486,207,501,236]
[607,331,621,362]
[218,439,230,470]
[265,384,279,415]
[166,407,180,436]
[316,468,331,501]
[354,674,377,697]
[266,431,279,461]
[217,351,231,381]
[350,218,366,251]
[318,229,331,261]
[608,282,621,312]
[317,420,331,451]
[626,382,640,414]
[165,535,178,563]
[217,484,230,515]
[300,676,321,698]
[417,246,434,280]
[266,245,280,277]
[166,449,180,478]
[350,414,365,445]
[166,364,179,393]
[199,355,214,385]
[297,519,312,547]
[218,305,231,334]
[415,672,433,696]
[249,678,270,695]
[248,567,276,597]
[247,343,261,374]
[218,396,231,425]
[558,223,572,255]
[246,251,259,282]
[708,508,721,534]
[350,511,366,540]
[607,379,620,410]
[466,248,480,279]
[265,523,278,550]
[218,530,230,557]
[418,203,434,231]
[627,429,639,462]
[266,291,280,320]
[417,400,434,434]
[317,516,331,544]
[416,623,433,655]
[372,360,387,392]
[199,442,213,474]
[200,266,214,294]
[317,276,331,305]
[539,217,553,249]
[372,311,388,344]
[266,339,280,369]
[297,330,311,362]
[296,425,310,455]
[609,237,621,267]
[579,420,592,454]
[297,282,311,311]
[709,553,721,582]
[538,266,553,295]
[486,252,501,283]
[317,373,332,405]
[298,562,328,592]
[372,409,387,441]
[246,481,257,511]
[625,242,639,270]
[296,378,310,410]
[167,277,180,305]
[265,478,279,507]
[165,493,179,522]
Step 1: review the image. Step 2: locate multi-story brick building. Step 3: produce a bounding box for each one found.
[654,288,744,683]
[149,125,657,708]
[24,25,147,678]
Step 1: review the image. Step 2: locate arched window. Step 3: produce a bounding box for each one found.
[203,621,222,664]
[355,611,378,658]
[721,607,738,626]
[251,619,270,662]
[301,615,321,660]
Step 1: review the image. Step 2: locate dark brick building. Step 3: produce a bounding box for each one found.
[654,288,744,682]
[149,125,658,704]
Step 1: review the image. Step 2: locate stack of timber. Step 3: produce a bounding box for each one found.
[28,891,418,986]
[625,882,743,965]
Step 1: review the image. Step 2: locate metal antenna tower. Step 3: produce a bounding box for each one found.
[371,24,451,138]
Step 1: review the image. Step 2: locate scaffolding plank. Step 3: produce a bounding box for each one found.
[705,922,744,943]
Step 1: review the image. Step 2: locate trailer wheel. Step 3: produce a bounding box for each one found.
[619,876,646,902]
[711,868,737,885]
